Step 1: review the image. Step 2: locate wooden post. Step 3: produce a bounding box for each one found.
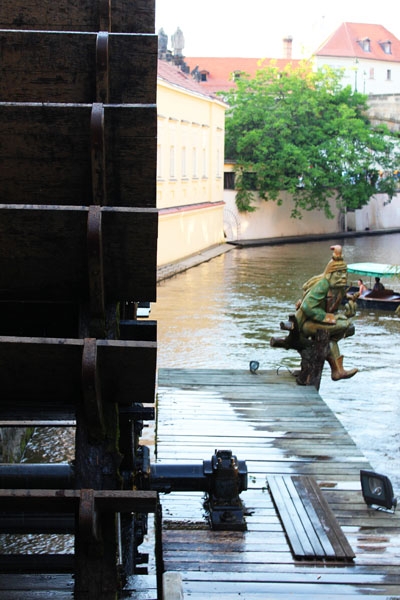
[294,330,330,390]
[271,317,330,390]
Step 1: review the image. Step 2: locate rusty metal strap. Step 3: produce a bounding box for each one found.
[82,337,105,441]
[87,205,105,322]
[90,103,107,206]
[96,32,109,103]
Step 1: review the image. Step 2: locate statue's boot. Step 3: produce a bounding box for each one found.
[326,354,358,381]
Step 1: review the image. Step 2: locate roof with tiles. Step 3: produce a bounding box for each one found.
[157,58,221,99]
[316,22,400,63]
[182,57,301,93]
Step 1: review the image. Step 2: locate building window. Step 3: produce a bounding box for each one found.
[181,147,187,178]
[380,40,392,54]
[157,143,162,179]
[169,145,175,179]
[369,67,374,79]
[387,69,392,81]
[224,172,235,189]
[202,148,207,178]
[192,147,197,178]
[358,38,371,52]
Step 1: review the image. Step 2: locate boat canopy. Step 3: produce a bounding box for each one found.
[347,262,399,278]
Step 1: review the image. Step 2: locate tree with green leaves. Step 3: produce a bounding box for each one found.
[223,61,400,218]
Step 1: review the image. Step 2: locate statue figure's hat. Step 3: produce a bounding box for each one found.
[323,245,347,275]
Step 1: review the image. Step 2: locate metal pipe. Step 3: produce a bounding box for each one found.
[0,463,74,489]
[149,463,210,493]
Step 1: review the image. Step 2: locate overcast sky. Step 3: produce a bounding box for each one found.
[155,0,400,58]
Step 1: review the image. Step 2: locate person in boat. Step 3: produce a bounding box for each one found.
[294,245,358,381]
[357,279,368,295]
[373,277,385,292]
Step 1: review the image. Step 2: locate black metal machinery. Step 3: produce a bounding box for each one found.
[0,449,248,534]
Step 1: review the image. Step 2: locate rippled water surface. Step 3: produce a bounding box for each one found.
[152,234,400,491]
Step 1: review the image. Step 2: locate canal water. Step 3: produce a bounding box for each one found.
[2,233,399,556]
[152,234,400,493]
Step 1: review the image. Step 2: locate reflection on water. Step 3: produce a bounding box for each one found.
[152,235,400,491]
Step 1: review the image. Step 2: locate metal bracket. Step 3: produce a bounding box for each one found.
[82,337,105,441]
[96,32,109,103]
[87,205,105,330]
[90,103,107,206]
[79,488,100,543]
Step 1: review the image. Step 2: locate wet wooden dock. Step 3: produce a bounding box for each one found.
[155,368,400,599]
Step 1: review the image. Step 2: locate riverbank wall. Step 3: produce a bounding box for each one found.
[223,188,400,243]
[157,228,400,282]
[229,226,400,247]
[157,243,235,281]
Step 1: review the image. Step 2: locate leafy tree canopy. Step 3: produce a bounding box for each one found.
[222,61,400,218]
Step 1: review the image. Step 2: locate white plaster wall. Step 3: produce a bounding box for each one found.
[158,204,225,266]
[347,192,400,231]
[223,191,343,241]
[314,56,400,95]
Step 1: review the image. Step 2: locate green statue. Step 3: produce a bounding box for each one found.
[272,245,358,381]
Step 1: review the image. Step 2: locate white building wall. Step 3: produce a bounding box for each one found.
[156,77,226,266]
[158,203,225,266]
[347,192,400,230]
[223,190,343,242]
[314,56,400,95]
[223,189,400,242]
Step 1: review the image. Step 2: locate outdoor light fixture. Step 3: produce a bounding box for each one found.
[360,470,398,511]
[249,360,259,374]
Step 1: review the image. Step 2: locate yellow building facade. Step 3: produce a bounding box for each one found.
[157,60,227,267]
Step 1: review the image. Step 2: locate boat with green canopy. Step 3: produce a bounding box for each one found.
[346,263,400,311]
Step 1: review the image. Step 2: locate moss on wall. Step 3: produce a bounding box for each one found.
[0,427,34,463]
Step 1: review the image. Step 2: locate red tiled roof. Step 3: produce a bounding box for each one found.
[157,59,220,99]
[316,22,400,63]
[181,57,301,93]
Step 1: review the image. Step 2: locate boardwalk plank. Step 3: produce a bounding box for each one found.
[156,369,400,598]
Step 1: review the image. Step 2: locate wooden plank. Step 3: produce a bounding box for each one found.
[0,31,157,104]
[153,369,400,597]
[281,475,330,556]
[0,574,74,590]
[0,104,156,207]
[293,475,355,560]
[0,0,155,33]
[0,206,157,301]
[268,475,354,560]
[97,339,157,405]
[120,320,157,342]
[0,336,156,418]
[0,301,80,338]
[267,475,316,558]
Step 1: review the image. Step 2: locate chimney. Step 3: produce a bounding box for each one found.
[283,36,293,59]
